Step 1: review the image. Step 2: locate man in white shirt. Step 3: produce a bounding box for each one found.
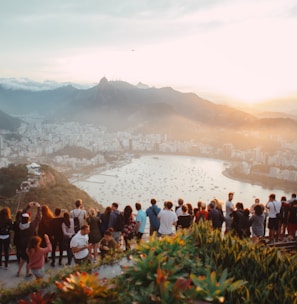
[70,225,91,264]
[266,193,281,243]
[225,192,234,235]
[158,201,178,236]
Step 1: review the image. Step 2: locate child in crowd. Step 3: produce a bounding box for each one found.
[26,234,52,280]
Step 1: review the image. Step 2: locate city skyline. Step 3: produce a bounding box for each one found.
[1,0,297,105]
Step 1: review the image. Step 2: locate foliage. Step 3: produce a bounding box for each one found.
[55,271,118,304]
[1,222,297,304]
[191,222,297,303]
[18,290,56,304]
[0,164,27,198]
[0,163,103,213]
[115,230,245,303]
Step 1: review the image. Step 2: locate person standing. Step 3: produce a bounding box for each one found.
[208,201,224,231]
[108,202,122,244]
[12,210,23,265]
[38,205,54,263]
[122,205,136,251]
[225,192,234,235]
[61,212,75,266]
[70,224,91,265]
[287,199,297,240]
[177,205,192,229]
[86,208,102,261]
[135,202,147,242]
[266,193,281,243]
[0,207,13,269]
[158,201,178,237]
[26,234,52,280]
[70,199,87,230]
[17,202,42,277]
[146,198,161,236]
[50,208,64,267]
[100,206,112,235]
[249,204,265,243]
[175,198,184,217]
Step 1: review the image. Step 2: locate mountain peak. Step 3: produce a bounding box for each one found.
[98,77,109,87]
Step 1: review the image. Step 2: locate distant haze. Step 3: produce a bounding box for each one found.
[0,1,296,105]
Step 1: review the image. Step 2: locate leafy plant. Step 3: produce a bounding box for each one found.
[55,271,117,303]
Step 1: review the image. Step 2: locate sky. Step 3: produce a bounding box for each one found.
[1,0,297,105]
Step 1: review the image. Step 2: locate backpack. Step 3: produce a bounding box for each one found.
[73,211,81,233]
[114,212,124,232]
[196,211,206,223]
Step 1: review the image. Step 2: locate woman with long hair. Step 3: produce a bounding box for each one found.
[26,234,51,280]
[86,208,102,261]
[122,205,136,251]
[0,207,13,269]
[61,212,75,265]
[38,205,54,263]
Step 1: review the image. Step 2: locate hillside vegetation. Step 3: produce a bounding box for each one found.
[0,164,103,213]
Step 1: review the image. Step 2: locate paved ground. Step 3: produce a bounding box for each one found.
[0,254,134,291]
[0,258,75,290]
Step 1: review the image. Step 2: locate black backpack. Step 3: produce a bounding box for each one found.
[114,212,124,232]
[72,211,81,233]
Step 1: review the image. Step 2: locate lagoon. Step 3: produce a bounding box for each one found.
[73,154,289,211]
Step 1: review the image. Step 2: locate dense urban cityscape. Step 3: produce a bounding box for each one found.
[1,116,297,184]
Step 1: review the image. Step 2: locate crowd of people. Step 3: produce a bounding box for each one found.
[0,192,297,280]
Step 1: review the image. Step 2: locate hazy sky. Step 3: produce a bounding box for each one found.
[1,0,296,104]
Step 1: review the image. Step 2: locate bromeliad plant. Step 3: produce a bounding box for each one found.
[55,271,118,304]
[115,229,245,303]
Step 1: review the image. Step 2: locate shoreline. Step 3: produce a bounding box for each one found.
[222,168,296,195]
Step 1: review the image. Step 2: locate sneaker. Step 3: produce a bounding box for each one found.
[25,273,32,278]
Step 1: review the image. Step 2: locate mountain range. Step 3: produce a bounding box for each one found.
[0,78,296,142]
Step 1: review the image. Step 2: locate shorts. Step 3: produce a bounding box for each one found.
[268,218,279,230]
[31,267,45,279]
[74,255,90,265]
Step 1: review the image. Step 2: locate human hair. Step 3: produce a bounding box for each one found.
[254,204,263,216]
[75,199,82,208]
[88,208,96,217]
[135,202,141,211]
[151,198,156,205]
[181,205,188,213]
[63,212,71,228]
[54,208,61,216]
[281,196,287,202]
[236,202,244,210]
[104,206,112,216]
[0,207,11,221]
[112,202,119,209]
[123,205,133,224]
[166,201,173,210]
[80,224,89,231]
[104,229,112,236]
[178,198,184,206]
[41,205,54,220]
[186,203,193,214]
[269,193,276,200]
[27,236,42,253]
